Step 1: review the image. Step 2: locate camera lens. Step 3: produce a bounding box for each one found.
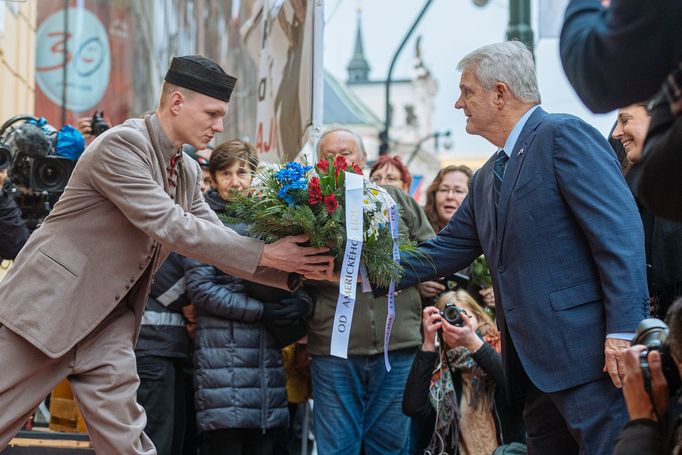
[30,156,74,192]
[633,318,669,349]
[0,145,11,170]
[442,304,464,327]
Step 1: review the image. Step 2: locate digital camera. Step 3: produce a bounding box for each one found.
[91,111,110,137]
[440,304,465,327]
[633,318,681,395]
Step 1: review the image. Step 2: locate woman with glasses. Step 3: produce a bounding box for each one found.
[423,165,473,233]
[369,155,413,193]
[418,166,480,303]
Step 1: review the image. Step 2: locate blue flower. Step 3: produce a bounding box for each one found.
[275,162,312,185]
[275,162,312,206]
[278,185,300,207]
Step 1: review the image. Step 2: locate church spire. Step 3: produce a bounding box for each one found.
[347,8,370,84]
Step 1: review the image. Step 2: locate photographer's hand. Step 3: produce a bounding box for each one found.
[622,345,669,421]
[419,281,445,299]
[441,312,483,353]
[0,169,6,189]
[604,337,630,388]
[421,307,442,352]
[76,117,93,138]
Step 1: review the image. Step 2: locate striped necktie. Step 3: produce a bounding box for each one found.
[493,149,508,210]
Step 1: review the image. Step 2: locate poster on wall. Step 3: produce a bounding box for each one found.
[241,0,314,163]
[34,1,134,129]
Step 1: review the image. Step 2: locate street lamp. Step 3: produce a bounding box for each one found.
[379,0,434,156]
[406,130,452,166]
[507,0,534,56]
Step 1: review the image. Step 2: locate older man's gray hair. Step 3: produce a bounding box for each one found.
[457,41,541,104]
[316,127,367,160]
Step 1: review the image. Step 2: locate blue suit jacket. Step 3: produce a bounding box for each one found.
[399,108,649,394]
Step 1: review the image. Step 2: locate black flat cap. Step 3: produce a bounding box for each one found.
[165,55,237,102]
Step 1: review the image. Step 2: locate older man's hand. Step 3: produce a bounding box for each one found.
[419,281,445,299]
[604,337,631,388]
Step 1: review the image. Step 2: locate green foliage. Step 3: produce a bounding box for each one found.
[470,255,492,287]
[221,156,411,288]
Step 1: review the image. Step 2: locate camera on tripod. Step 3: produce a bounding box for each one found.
[633,318,682,395]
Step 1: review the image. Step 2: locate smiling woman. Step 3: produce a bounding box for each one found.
[610,103,682,319]
[611,103,650,165]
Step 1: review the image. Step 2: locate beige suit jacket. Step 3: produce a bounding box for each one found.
[0,115,287,358]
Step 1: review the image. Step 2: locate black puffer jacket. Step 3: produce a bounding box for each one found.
[185,190,288,433]
[135,252,191,359]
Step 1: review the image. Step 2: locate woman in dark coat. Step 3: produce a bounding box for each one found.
[612,103,682,318]
[185,140,312,455]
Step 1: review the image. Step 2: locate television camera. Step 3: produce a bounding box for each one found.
[0,115,78,230]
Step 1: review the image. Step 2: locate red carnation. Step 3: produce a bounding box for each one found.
[352,163,362,175]
[334,155,348,171]
[308,177,323,205]
[324,194,339,215]
[317,159,329,173]
[334,156,348,179]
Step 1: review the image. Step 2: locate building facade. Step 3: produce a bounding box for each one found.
[0,1,36,124]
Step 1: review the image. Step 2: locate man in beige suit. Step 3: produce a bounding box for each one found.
[0,56,331,454]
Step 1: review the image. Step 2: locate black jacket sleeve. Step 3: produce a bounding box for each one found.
[560,0,680,113]
[0,189,29,260]
[613,419,665,455]
[183,257,264,322]
[402,348,438,420]
[471,342,506,392]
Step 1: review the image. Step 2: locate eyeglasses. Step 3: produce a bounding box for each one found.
[436,187,467,196]
[371,175,402,184]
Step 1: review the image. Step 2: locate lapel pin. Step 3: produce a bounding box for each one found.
[517,148,524,157]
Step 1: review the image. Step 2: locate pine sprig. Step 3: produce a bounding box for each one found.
[220,156,413,287]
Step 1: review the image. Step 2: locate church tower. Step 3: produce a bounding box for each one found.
[346,9,370,84]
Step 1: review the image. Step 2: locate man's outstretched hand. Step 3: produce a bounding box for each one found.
[260,235,334,276]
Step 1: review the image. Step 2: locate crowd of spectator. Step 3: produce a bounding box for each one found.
[3,1,682,453]
[123,131,514,455]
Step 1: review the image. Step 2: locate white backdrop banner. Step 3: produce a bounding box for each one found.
[538,0,569,38]
[241,0,315,162]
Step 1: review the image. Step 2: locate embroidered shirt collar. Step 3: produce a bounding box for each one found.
[150,114,182,161]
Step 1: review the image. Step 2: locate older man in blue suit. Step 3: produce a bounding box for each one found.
[391,42,649,454]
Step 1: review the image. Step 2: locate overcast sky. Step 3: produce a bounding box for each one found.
[323,0,615,160]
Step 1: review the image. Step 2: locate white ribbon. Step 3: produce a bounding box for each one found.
[330,172,365,359]
[383,200,400,371]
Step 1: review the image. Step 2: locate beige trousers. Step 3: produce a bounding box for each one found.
[0,305,155,455]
